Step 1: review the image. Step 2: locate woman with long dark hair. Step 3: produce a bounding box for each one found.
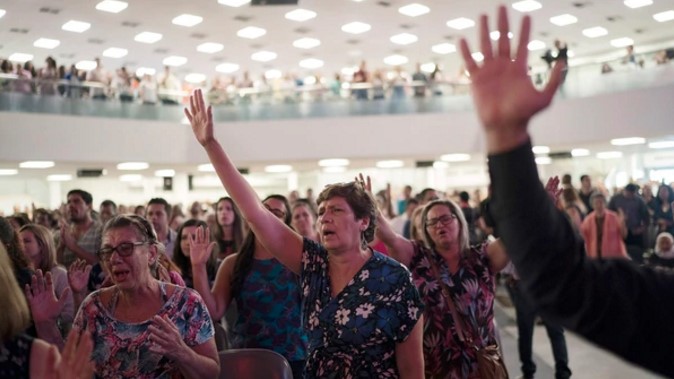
[211,197,244,260]
[172,219,218,288]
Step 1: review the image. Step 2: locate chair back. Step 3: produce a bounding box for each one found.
[218,348,293,379]
[213,322,228,351]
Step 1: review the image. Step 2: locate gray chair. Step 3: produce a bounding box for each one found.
[218,348,293,379]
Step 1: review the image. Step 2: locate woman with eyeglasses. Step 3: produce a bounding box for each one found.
[70,215,219,379]
[189,194,308,379]
[374,187,509,378]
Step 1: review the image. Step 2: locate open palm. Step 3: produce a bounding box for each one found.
[189,225,217,266]
[25,270,69,323]
[67,259,91,294]
[184,88,214,147]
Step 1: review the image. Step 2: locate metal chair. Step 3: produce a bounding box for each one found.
[218,348,293,379]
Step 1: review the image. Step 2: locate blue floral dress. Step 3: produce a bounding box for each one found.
[301,238,424,378]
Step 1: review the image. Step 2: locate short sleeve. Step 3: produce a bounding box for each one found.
[389,262,424,342]
[177,289,215,347]
[71,292,97,335]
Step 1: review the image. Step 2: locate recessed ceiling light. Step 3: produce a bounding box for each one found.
[376,160,404,168]
[265,69,282,79]
[653,10,674,22]
[535,156,551,165]
[299,58,324,69]
[490,31,513,40]
[285,8,317,22]
[134,32,162,44]
[471,52,484,62]
[218,0,251,7]
[0,169,18,176]
[323,166,347,173]
[216,62,240,73]
[318,158,350,167]
[398,3,430,17]
[383,54,409,66]
[596,151,623,159]
[582,26,608,38]
[512,0,542,13]
[251,51,277,62]
[446,17,475,30]
[20,161,54,169]
[549,14,578,26]
[293,37,321,49]
[610,136,645,145]
[117,162,149,170]
[136,67,156,76]
[162,56,187,67]
[185,73,206,84]
[390,32,418,45]
[440,153,471,162]
[33,38,60,49]
[610,37,634,48]
[172,14,203,27]
[420,62,436,73]
[154,169,175,177]
[197,42,224,54]
[0,9,5,19]
[648,141,674,149]
[120,174,143,182]
[237,26,266,39]
[532,145,550,154]
[624,0,652,9]
[95,0,128,13]
[571,148,590,157]
[198,164,215,172]
[47,174,73,181]
[75,60,97,71]
[432,42,456,54]
[265,164,293,173]
[62,20,91,33]
[8,53,34,63]
[341,22,371,34]
[527,40,546,51]
[102,47,128,58]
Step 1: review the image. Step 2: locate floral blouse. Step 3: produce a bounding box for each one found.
[301,238,424,378]
[72,283,214,379]
[409,241,497,379]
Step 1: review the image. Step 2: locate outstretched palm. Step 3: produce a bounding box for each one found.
[184,88,214,147]
[67,259,91,294]
[189,225,217,266]
[25,270,69,323]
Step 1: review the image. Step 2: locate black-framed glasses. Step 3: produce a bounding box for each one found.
[98,241,147,261]
[264,205,286,219]
[425,214,457,228]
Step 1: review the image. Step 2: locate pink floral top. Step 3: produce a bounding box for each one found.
[72,283,214,379]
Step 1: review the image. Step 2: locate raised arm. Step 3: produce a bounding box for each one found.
[189,226,232,320]
[185,89,303,273]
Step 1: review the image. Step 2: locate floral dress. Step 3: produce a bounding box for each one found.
[409,242,497,379]
[301,238,424,378]
[72,283,214,379]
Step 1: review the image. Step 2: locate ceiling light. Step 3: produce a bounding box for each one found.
[653,10,674,22]
[440,153,471,162]
[62,20,91,33]
[610,37,634,48]
[390,33,418,45]
[197,42,224,54]
[251,51,277,62]
[490,31,513,40]
[550,14,578,26]
[136,67,156,76]
[341,22,371,34]
[265,165,293,173]
[398,3,430,17]
[265,69,282,79]
[8,53,34,63]
[532,145,550,154]
[471,52,484,62]
[571,148,590,157]
[47,174,72,181]
[512,0,542,13]
[649,141,674,149]
[237,26,267,39]
[597,151,623,159]
[582,26,608,38]
[75,60,97,71]
[299,58,324,69]
[216,62,240,73]
[318,158,350,167]
[610,137,645,146]
[323,166,346,173]
[446,17,475,30]
[0,169,18,176]
[117,162,149,170]
[420,62,436,73]
[384,54,409,66]
[0,9,5,19]
[102,47,128,58]
[172,14,203,27]
[95,0,128,13]
[198,164,215,172]
[185,73,206,83]
[134,32,162,44]
[33,38,60,49]
[285,8,317,22]
[218,0,251,7]
[154,169,175,177]
[293,37,321,49]
[120,174,143,182]
[527,40,546,51]
[376,160,404,168]
[432,43,456,54]
[624,0,652,9]
[20,161,55,169]
[535,156,551,165]
[162,56,187,67]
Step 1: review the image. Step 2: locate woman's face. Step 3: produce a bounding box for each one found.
[179,226,199,257]
[20,230,42,267]
[101,226,155,289]
[658,236,673,253]
[317,196,366,252]
[292,204,315,237]
[659,186,670,201]
[217,200,236,227]
[424,204,460,249]
[263,198,288,222]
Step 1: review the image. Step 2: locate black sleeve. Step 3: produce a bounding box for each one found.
[488,140,674,377]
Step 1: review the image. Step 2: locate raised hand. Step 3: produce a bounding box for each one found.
[544,176,562,205]
[25,270,70,323]
[459,6,564,152]
[184,88,214,147]
[356,173,373,194]
[189,226,217,266]
[67,259,92,294]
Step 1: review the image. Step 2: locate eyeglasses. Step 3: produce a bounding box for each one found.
[425,214,457,228]
[264,205,286,219]
[98,241,147,261]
